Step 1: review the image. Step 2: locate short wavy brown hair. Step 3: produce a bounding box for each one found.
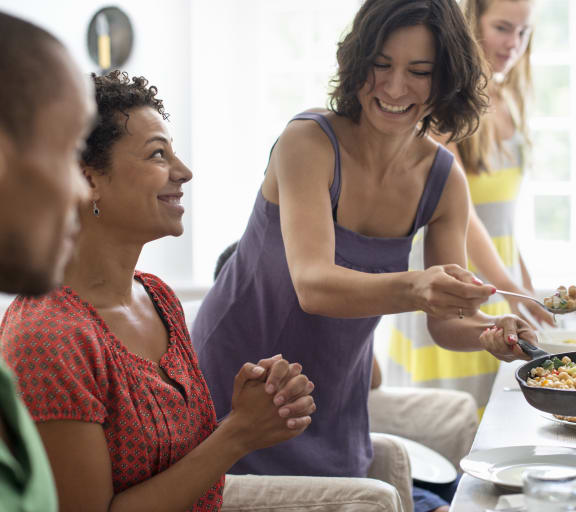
[329,0,488,143]
[82,70,168,171]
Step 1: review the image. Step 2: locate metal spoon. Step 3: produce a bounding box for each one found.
[495,289,576,315]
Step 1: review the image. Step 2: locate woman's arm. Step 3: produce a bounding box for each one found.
[431,134,553,326]
[468,208,552,326]
[432,134,518,290]
[37,363,313,512]
[467,206,519,291]
[371,357,382,390]
[518,251,534,292]
[270,122,493,319]
[422,159,533,359]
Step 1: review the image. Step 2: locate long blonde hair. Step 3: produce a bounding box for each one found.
[458,0,533,174]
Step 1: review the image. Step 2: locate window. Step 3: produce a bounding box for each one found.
[189,0,360,286]
[517,0,576,290]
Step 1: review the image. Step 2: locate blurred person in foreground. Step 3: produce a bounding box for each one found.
[0,10,95,511]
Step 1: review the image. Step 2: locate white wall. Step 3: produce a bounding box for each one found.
[0,0,196,289]
[189,0,359,286]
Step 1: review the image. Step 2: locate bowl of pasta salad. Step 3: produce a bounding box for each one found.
[516,350,576,416]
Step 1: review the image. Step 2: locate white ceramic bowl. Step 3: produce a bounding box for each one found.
[537,329,576,355]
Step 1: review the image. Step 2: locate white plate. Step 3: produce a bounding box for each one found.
[537,329,576,355]
[377,433,457,484]
[460,445,576,490]
[540,412,576,431]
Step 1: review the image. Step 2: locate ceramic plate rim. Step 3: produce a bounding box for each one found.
[380,433,457,484]
[540,412,576,430]
[460,445,576,490]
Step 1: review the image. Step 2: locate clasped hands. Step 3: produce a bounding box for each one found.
[242,353,316,429]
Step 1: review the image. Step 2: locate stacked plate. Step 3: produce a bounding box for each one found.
[376,434,457,484]
[460,445,576,490]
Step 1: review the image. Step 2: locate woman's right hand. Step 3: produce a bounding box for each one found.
[224,362,314,453]
[255,354,316,429]
[414,264,495,318]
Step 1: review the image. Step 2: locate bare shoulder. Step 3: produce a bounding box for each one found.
[411,135,448,173]
[270,109,336,181]
[275,109,334,156]
[420,135,461,179]
[425,136,469,223]
[427,131,463,166]
[420,134,441,157]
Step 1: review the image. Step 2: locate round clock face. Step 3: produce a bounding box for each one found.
[87,7,133,71]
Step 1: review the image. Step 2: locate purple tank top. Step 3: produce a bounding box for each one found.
[192,112,453,477]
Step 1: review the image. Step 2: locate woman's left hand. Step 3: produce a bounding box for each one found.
[479,315,538,362]
[249,354,316,429]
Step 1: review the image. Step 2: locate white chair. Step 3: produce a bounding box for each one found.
[222,473,406,512]
[368,387,478,470]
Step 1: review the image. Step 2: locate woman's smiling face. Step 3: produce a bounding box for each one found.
[357,24,435,136]
[94,106,193,242]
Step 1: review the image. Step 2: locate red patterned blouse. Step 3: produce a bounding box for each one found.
[0,271,224,511]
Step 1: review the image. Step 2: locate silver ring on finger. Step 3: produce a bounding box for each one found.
[458,307,464,319]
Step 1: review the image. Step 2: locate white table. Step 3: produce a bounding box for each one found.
[449,360,576,511]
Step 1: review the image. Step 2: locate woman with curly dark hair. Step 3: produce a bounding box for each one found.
[0,70,318,512]
[192,1,538,511]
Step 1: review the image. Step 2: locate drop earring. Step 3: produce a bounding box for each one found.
[92,200,100,217]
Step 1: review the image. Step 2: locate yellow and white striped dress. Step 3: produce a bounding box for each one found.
[384,133,524,413]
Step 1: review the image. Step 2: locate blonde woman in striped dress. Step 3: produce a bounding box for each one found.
[385,0,553,412]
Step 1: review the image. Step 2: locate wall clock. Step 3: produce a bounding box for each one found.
[87,7,133,71]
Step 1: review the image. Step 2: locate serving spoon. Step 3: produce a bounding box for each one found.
[516,338,550,360]
[495,289,576,316]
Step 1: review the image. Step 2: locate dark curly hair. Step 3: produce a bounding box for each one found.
[329,0,488,143]
[82,70,169,171]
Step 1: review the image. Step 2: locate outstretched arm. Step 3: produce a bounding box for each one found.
[422,156,534,360]
[468,210,553,326]
[431,134,553,327]
[270,121,493,320]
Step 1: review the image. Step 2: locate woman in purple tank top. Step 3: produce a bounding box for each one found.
[193,1,538,511]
